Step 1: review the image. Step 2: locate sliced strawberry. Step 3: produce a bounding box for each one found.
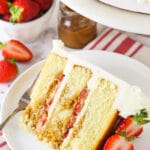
[73,88,88,116]
[1,40,33,62]
[0,0,9,15]
[37,111,48,129]
[80,88,88,100]
[116,117,143,137]
[68,116,76,129]
[0,59,18,83]
[57,74,64,82]
[9,0,40,23]
[62,130,69,140]
[103,134,134,150]
[34,0,53,11]
[116,109,150,137]
[62,116,76,140]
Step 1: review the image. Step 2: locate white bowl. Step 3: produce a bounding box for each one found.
[0,0,56,43]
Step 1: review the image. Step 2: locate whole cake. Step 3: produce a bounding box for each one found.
[99,0,150,14]
[20,41,150,150]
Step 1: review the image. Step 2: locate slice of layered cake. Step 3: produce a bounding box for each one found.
[20,40,150,150]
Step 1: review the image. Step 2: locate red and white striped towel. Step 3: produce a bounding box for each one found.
[85,28,150,66]
[0,27,150,150]
[0,132,9,150]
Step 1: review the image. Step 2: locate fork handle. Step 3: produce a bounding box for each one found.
[0,109,18,130]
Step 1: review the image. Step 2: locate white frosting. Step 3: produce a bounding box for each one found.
[114,86,150,119]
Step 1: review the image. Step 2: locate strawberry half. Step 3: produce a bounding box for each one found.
[9,0,40,23]
[0,59,18,83]
[0,39,33,62]
[116,109,150,137]
[0,0,9,15]
[103,134,134,150]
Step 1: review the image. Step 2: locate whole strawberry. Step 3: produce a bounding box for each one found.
[34,0,53,11]
[9,0,40,23]
[0,59,18,83]
[116,109,150,138]
[0,0,9,15]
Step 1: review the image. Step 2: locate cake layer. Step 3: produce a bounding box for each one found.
[61,78,118,150]
[38,65,92,148]
[21,52,67,133]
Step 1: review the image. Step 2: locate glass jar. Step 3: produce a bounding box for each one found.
[58,3,97,49]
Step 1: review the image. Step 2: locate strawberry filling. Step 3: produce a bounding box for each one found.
[62,88,88,139]
[36,75,64,130]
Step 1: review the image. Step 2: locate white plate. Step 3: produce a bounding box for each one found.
[99,0,150,14]
[61,0,150,35]
[2,51,150,150]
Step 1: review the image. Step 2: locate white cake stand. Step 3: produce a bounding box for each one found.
[100,0,150,14]
[61,0,150,35]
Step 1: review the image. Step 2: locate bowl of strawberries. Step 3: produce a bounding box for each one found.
[0,0,55,42]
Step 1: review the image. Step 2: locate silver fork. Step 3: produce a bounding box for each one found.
[0,92,30,130]
[0,73,38,130]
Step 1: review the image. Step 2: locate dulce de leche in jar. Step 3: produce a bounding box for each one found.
[58,3,97,49]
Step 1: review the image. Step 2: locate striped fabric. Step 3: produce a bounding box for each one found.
[85,28,150,66]
[0,27,150,150]
[0,132,9,150]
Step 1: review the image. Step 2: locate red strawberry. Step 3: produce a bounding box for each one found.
[103,134,134,150]
[116,109,150,137]
[0,59,18,83]
[34,0,53,11]
[0,39,33,62]
[9,0,40,23]
[36,111,48,130]
[68,116,76,129]
[2,13,11,21]
[0,0,9,15]
[73,88,88,115]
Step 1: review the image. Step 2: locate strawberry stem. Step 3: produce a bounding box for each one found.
[133,109,150,125]
[5,58,16,64]
[7,2,12,8]
[9,5,23,23]
[121,130,136,141]
[0,42,5,49]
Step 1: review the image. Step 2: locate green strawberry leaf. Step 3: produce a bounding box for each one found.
[5,58,16,64]
[133,109,150,125]
[9,5,23,23]
[121,130,137,141]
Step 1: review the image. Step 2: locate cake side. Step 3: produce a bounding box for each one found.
[38,64,92,148]
[61,78,118,150]
[20,52,67,134]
